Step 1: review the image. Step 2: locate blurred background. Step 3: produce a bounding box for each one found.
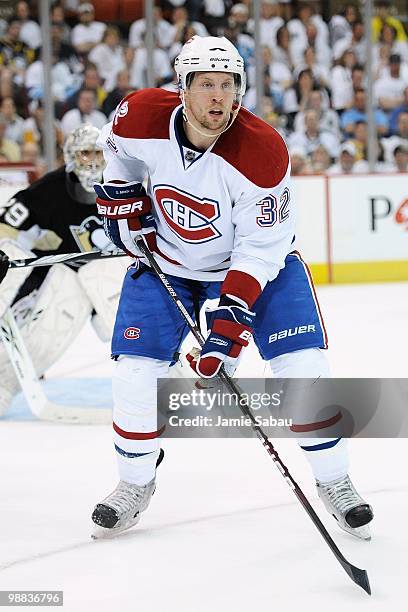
[0,0,407,174]
[0,0,406,283]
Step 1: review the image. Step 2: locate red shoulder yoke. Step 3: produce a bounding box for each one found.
[113,89,180,140]
[212,107,289,189]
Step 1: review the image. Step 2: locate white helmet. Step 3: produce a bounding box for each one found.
[63,124,106,193]
[175,35,246,98]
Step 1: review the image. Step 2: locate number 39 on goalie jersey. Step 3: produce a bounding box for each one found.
[98,89,296,290]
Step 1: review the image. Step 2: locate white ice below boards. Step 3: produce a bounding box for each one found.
[0,282,407,611]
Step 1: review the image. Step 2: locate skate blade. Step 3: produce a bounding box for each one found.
[91,515,141,540]
[340,522,371,541]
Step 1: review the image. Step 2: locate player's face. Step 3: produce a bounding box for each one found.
[185,72,236,133]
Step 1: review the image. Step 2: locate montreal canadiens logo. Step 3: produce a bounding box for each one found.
[154,185,221,243]
[124,327,140,339]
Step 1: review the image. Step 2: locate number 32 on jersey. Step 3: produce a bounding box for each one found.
[256,188,290,227]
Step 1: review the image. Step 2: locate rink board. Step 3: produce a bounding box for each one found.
[0,167,406,285]
[294,172,408,284]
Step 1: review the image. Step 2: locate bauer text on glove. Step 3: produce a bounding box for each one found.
[94,180,156,257]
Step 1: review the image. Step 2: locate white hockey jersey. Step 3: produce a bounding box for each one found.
[98,89,295,292]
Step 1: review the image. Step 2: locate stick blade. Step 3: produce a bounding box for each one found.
[341,560,371,595]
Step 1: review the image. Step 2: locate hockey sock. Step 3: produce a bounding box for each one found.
[298,437,349,483]
[112,355,170,485]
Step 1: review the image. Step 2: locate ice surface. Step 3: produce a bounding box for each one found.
[0,282,407,611]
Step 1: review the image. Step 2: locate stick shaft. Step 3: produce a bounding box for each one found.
[8,249,127,270]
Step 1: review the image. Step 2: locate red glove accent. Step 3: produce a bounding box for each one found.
[186,350,200,373]
[187,298,255,378]
[221,270,262,308]
[211,320,252,346]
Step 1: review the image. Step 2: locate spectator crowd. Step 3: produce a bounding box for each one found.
[0,0,407,177]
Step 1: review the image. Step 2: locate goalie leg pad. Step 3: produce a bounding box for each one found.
[0,264,92,415]
[0,239,33,318]
[0,355,18,416]
[0,240,34,414]
[113,355,170,485]
[22,264,93,375]
[77,257,129,342]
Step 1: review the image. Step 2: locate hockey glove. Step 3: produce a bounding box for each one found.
[0,250,9,284]
[187,295,255,378]
[94,181,156,257]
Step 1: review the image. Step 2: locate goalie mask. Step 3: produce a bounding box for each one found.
[63,125,106,193]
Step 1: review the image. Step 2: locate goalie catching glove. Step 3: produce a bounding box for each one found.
[94,181,156,257]
[187,295,256,378]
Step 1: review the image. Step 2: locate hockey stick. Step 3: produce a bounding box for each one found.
[7,248,128,270]
[0,309,111,425]
[136,239,371,595]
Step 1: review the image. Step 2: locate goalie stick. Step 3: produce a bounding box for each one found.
[0,309,111,425]
[135,238,371,596]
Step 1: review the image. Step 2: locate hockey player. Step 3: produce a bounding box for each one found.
[0,124,125,416]
[92,36,373,539]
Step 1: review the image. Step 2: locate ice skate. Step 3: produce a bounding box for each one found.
[91,448,164,538]
[91,478,156,539]
[317,474,373,540]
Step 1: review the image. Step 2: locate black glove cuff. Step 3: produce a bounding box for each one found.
[219,294,244,308]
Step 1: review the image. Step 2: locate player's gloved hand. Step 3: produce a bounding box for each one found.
[0,250,9,284]
[94,181,156,257]
[187,295,255,378]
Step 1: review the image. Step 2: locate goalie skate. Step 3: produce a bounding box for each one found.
[317,474,373,540]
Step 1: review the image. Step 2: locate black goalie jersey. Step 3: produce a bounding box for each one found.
[0,166,113,256]
[0,165,114,298]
